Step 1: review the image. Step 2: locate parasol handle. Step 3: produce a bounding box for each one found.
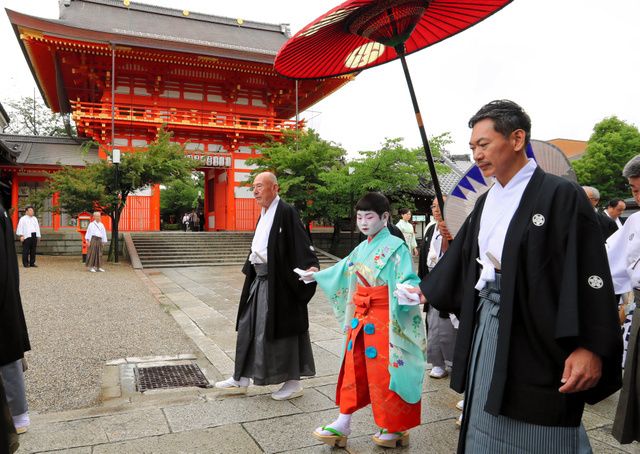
[396,45,446,217]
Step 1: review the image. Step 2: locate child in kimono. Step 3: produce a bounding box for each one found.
[301,192,426,448]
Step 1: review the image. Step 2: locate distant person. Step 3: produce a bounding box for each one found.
[215,172,318,400]
[182,213,190,232]
[395,208,418,257]
[191,210,200,232]
[85,212,108,273]
[583,186,617,240]
[15,206,40,268]
[0,202,31,436]
[605,198,626,230]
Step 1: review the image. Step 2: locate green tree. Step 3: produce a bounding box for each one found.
[4,96,75,136]
[46,128,197,260]
[160,173,204,224]
[573,117,640,201]
[247,129,347,229]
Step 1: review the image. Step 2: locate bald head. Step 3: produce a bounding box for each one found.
[253,172,279,208]
[93,211,102,222]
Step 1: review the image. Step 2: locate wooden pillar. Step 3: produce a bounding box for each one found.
[52,191,60,231]
[11,172,19,227]
[227,159,236,230]
[150,184,160,231]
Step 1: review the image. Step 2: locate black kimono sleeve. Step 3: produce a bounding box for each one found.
[553,184,622,403]
[282,205,318,304]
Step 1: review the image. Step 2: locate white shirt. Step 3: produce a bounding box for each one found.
[85,221,108,243]
[16,214,41,238]
[605,210,623,230]
[396,219,417,249]
[427,224,444,270]
[476,159,538,290]
[606,211,640,294]
[250,195,280,264]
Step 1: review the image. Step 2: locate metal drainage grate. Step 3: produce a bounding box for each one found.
[134,364,210,392]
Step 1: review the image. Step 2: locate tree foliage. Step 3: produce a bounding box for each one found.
[4,96,74,136]
[573,117,640,202]
[160,173,204,222]
[247,129,347,227]
[44,128,197,259]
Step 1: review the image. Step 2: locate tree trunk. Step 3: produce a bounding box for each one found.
[330,219,341,255]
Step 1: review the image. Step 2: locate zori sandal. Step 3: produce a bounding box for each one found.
[313,426,348,448]
[372,429,410,448]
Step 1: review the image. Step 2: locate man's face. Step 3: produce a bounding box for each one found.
[26,208,34,216]
[607,201,626,219]
[431,199,444,223]
[469,118,524,183]
[253,174,278,209]
[584,189,599,208]
[630,176,640,206]
[94,213,102,223]
[356,210,388,236]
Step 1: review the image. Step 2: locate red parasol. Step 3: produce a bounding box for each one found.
[275,0,513,212]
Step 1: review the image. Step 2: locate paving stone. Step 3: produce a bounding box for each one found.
[164,393,302,432]
[587,425,640,453]
[583,409,616,431]
[277,445,347,454]
[589,438,629,453]
[588,392,621,421]
[422,389,462,424]
[92,423,262,454]
[289,387,338,413]
[343,418,459,453]
[314,338,346,358]
[17,417,108,452]
[39,448,93,454]
[99,408,170,442]
[310,344,343,378]
[315,384,336,401]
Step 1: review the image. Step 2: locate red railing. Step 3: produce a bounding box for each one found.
[71,101,301,133]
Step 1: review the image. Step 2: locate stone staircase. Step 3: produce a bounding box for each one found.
[129,231,339,268]
[130,232,253,268]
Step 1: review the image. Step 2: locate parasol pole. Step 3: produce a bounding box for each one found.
[395,44,445,215]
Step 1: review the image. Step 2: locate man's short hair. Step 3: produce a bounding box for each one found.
[582,186,600,201]
[25,205,34,212]
[623,155,640,179]
[468,100,532,145]
[356,192,390,217]
[607,199,624,208]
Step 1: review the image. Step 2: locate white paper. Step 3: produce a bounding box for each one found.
[394,283,421,306]
[294,268,316,284]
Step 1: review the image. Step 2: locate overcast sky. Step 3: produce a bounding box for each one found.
[1,0,639,157]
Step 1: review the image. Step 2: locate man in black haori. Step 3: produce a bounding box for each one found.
[414,100,622,453]
[0,202,31,437]
[215,172,318,400]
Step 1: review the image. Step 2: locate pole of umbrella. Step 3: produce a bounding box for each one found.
[396,48,445,216]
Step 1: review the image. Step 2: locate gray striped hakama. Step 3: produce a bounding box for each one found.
[233,263,315,385]
[463,273,592,453]
[0,360,28,417]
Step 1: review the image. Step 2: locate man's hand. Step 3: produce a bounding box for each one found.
[305,267,319,273]
[558,347,602,393]
[412,248,419,257]
[407,286,427,305]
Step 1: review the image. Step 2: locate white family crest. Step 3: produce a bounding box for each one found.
[532,214,545,227]
[587,275,604,289]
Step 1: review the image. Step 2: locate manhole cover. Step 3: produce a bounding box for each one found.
[134,364,210,392]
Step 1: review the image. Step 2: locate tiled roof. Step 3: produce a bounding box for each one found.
[0,134,98,167]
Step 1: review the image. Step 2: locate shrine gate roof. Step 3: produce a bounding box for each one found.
[0,134,99,167]
[9,0,290,63]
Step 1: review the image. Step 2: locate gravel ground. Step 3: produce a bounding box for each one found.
[17,256,197,413]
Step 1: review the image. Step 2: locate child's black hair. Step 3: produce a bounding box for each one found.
[355,192,390,217]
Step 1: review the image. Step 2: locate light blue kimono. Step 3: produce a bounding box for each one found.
[315,227,426,404]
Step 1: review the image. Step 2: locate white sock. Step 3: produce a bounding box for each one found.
[279,380,301,392]
[378,429,402,441]
[316,413,352,436]
[13,412,29,428]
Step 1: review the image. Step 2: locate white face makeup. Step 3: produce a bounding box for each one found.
[356,210,388,237]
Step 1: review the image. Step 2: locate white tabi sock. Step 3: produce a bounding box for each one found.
[316,412,352,436]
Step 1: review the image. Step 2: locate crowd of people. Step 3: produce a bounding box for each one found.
[2,99,640,453]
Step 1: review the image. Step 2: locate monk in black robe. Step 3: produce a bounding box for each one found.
[416,100,622,453]
[215,172,318,400]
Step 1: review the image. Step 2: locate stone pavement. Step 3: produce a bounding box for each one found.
[15,265,640,453]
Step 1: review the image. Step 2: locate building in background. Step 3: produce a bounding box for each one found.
[547,138,587,161]
[2,0,351,231]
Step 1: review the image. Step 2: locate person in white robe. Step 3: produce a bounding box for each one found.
[85,212,108,272]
